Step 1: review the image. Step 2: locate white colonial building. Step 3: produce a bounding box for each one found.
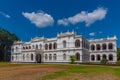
[11,32,117,63]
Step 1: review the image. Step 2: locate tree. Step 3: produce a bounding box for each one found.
[117,48,120,61]
[0,28,19,61]
[70,55,76,64]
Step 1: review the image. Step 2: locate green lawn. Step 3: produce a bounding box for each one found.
[0,63,120,80]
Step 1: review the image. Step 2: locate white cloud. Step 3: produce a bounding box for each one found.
[22,11,54,28]
[0,12,10,18]
[89,32,95,36]
[58,7,107,26]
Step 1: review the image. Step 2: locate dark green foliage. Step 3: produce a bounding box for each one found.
[70,55,76,64]
[100,58,108,64]
[0,27,19,61]
[117,48,120,60]
[116,60,120,65]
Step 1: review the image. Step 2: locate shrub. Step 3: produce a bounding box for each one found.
[70,55,76,64]
[116,60,120,65]
[100,58,108,64]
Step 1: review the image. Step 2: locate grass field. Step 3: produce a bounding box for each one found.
[0,63,120,80]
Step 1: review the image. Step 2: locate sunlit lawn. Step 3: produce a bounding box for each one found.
[0,62,120,80]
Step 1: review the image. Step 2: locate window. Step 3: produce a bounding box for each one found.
[29,46,31,49]
[96,44,101,50]
[108,43,113,49]
[102,54,107,59]
[96,54,100,61]
[31,54,33,61]
[91,44,95,50]
[45,44,48,50]
[75,39,80,47]
[63,53,66,60]
[91,55,95,61]
[53,54,57,60]
[16,47,18,51]
[49,43,52,50]
[53,43,57,49]
[63,41,66,48]
[12,56,14,61]
[102,44,107,50]
[49,54,52,60]
[36,44,38,49]
[109,54,113,61]
[76,53,80,61]
[23,54,25,61]
[23,47,25,50]
[45,54,48,60]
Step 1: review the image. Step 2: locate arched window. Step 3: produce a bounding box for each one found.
[16,47,18,51]
[45,54,48,60]
[23,54,25,61]
[36,44,38,49]
[96,54,100,61]
[49,54,52,60]
[102,43,106,50]
[49,43,52,50]
[63,53,66,60]
[109,54,113,61]
[63,41,66,48]
[45,44,48,50]
[76,53,80,61]
[91,44,95,50]
[102,54,107,59]
[91,55,95,61]
[23,47,25,50]
[53,54,57,60]
[12,56,14,61]
[96,44,101,50]
[39,44,42,49]
[29,46,31,49]
[31,54,33,61]
[53,43,57,49]
[75,39,80,47]
[108,43,113,49]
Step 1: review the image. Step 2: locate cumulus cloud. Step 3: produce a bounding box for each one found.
[58,7,107,26]
[0,12,10,18]
[89,32,95,36]
[22,11,54,28]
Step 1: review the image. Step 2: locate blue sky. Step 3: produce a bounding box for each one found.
[0,0,120,47]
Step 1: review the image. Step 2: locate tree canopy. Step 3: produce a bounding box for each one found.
[117,48,120,61]
[0,28,19,61]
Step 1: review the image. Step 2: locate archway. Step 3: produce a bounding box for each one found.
[91,55,95,61]
[96,54,100,61]
[102,54,107,59]
[36,54,42,63]
[75,39,80,47]
[109,54,113,61]
[76,53,80,61]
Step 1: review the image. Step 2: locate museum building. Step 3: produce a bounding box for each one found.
[11,32,117,63]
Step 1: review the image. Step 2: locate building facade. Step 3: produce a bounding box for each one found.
[11,32,117,63]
